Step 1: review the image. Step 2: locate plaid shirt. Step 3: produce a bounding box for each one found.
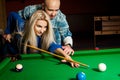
[18,4,72,46]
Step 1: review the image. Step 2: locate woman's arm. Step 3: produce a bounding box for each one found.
[54,48,80,68]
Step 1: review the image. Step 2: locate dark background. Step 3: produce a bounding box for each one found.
[4,0,120,50]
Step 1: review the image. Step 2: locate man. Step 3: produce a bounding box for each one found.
[3,0,74,55]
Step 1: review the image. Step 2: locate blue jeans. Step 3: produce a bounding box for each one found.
[3,12,25,55]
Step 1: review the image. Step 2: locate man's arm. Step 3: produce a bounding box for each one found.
[18,4,42,20]
[57,10,74,55]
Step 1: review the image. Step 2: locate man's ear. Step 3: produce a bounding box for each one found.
[42,3,45,10]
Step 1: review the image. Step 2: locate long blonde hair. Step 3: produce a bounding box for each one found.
[23,10,55,53]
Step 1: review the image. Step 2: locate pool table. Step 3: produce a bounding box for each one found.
[0,48,120,80]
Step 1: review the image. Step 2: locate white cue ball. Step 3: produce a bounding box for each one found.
[98,63,106,72]
[16,64,23,69]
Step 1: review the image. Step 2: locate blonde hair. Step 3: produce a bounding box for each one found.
[23,10,55,53]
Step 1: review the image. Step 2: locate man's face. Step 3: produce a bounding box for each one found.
[44,0,60,19]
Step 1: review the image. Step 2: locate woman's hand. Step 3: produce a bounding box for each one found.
[61,55,80,68]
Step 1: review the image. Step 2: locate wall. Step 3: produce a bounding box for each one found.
[66,14,93,33]
[5,0,120,33]
[5,0,44,16]
[0,0,6,30]
[6,0,120,15]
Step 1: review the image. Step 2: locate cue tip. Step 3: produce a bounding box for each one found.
[84,65,90,69]
[87,65,90,68]
[85,64,90,68]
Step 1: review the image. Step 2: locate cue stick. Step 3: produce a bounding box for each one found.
[24,44,89,67]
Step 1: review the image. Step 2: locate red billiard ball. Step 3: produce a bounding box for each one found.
[95,47,99,51]
[76,72,86,80]
[15,64,23,72]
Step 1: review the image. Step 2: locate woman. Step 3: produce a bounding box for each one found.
[22,10,79,68]
[23,10,56,53]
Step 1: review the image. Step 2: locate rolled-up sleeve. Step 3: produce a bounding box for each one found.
[57,11,73,46]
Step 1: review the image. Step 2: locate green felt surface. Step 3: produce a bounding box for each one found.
[0,48,120,80]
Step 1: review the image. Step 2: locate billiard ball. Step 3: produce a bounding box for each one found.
[98,63,106,72]
[95,47,99,51]
[76,72,86,80]
[15,64,23,72]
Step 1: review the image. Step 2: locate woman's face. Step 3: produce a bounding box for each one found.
[34,19,47,36]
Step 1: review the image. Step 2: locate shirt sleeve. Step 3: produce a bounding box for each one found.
[18,4,42,20]
[57,10,73,46]
[4,12,25,34]
[48,42,62,53]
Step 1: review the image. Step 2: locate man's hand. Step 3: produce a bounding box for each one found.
[3,34,12,42]
[62,45,74,56]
